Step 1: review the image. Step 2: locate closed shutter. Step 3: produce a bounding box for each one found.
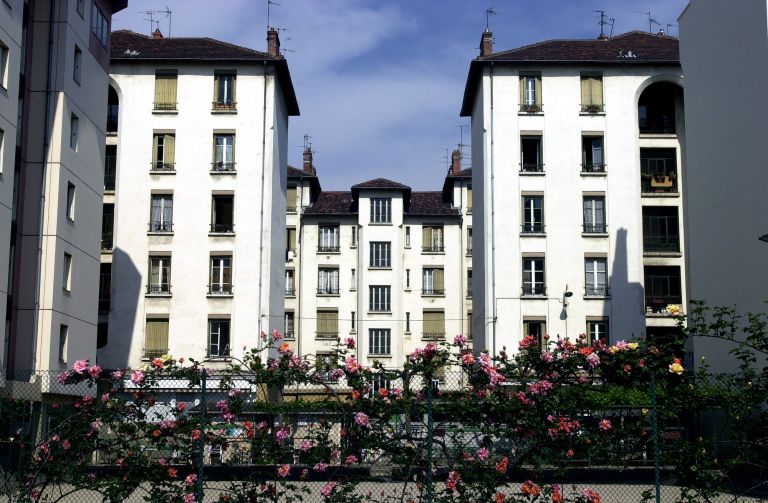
[434,269,444,291]
[152,135,159,165]
[467,186,472,211]
[581,77,591,105]
[423,311,445,336]
[145,319,169,352]
[534,77,542,106]
[519,76,525,105]
[154,74,177,108]
[591,77,603,105]
[317,311,338,334]
[287,228,296,251]
[287,187,297,210]
[165,135,175,165]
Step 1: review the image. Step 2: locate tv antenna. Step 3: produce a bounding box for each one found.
[485,7,496,31]
[456,124,469,159]
[609,17,616,38]
[595,10,611,39]
[636,11,659,33]
[665,23,677,35]
[267,0,281,30]
[303,134,312,151]
[142,8,172,37]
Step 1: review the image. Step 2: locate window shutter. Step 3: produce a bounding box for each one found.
[150,259,159,286]
[162,196,173,224]
[581,77,591,105]
[154,74,177,107]
[152,135,159,165]
[422,226,430,249]
[213,74,220,102]
[288,228,296,251]
[467,187,472,210]
[519,76,525,105]
[287,187,297,209]
[592,77,603,105]
[145,320,169,352]
[165,135,175,165]
[534,77,542,106]
[424,311,436,334]
[435,269,444,291]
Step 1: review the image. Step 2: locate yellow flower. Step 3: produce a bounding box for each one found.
[641,408,649,416]
[159,353,174,363]
[668,358,684,375]
[666,304,682,315]
[627,342,639,350]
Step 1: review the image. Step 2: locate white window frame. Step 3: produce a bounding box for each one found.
[62,253,72,291]
[370,198,392,223]
[523,258,545,295]
[284,312,295,338]
[59,325,68,362]
[523,196,543,231]
[66,182,76,221]
[217,74,235,105]
[214,134,235,168]
[370,241,391,268]
[319,225,340,250]
[318,268,339,294]
[583,197,606,232]
[588,320,609,344]
[150,194,173,231]
[149,256,171,293]
[524,76,536,105]
[210,256,232,293]
[369,285,391,312]
[369,328,391,355]
[585,258,607,296]
[208,319,230,358]
[70,114,79,150]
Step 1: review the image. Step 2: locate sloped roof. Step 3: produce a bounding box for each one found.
[451,167,472,178]
[351,178,411,191]
[303,192,357,216]
[407,192,460,217]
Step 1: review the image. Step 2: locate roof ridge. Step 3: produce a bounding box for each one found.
[488,30,677,58]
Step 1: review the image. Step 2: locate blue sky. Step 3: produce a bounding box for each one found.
[113,0,689,190]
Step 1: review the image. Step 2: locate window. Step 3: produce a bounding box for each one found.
[371,372,390,393]
[90,3,109,46]
[316,310,339,338]
[641,148,678,193]
[145,319,169,359]
[70,114,79,150]
[370,242,391,268]
[212,134,235,171]
[587,319,609,344]
[422,226,444,253]
[66,182,76,221]
[99,263,111,313]
[211,195,234,233]
[644,266,682,313]
[284,312,295,339]
[405,312,411,333]
[522,258,545,296]
[209,256,232,295]
[351,226,357,247]
[318,225,340,252]
[153,71,177,111]
[582,136,605,172]
[583,197,606,233]
[467,227,472,255]
[369,285,391,312]
[0,41,7,89]
[467,313,473,341]
[370,198,391,223]
[423,311,445,340]
[101,203,114,251]
[422,268,444,296]
[580,75,604,112]
[405,269,410,289]
[524,319,547,346]
[519,74,542,112]
[152,133,176,171]
[522,196,543,233]
[521,136,543,172]
[315,352,336,382]
[350,268,356,289]
[467,269,472,298]
[208,319,231,358]
[285,270,295,296]
[405,226,411,247]
[73,46,82,83]
[643,207,680,253]
[0,129,4,174]
[58,325,68,362]
[467,185,472,213]
[62,253,72,291]
[317,268,339,295]
[287,187,297,213]
[585,258,608,296]
[286,228,297,260]
[213,72,236,109]
[150,194,173,232]
[148,256,171,294]
[351,312,356,332]
[369,329,391,355]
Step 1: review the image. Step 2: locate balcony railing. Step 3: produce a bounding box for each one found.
[521,223,544,234]
[522,285,546,296]
[520,163,544,173]
[211,161,236,172]
[317,286,340,295]
[212,101,237,111]
[210,223,234,233]
[646,295,682,313]
[585,286,610,297]
[208,284,233,295]
[641,174,678,193]
[104,155,116,191]
[583,223,607,234]
[317,245,340,253]
[143,348,168,359]
[644,235,680,253]
[421,288,445,296]
[316,332,339,339]
[285,287,295,296]
[147,284,171,295]
[153,102,177,111]
[581,163,606,173]
[150,162,175,173]
[284,330,295,340]
[101,233,113,251]
[581,103,605,114]
[519,103,543,113]
[422,245,445,253]
[422,333,446,341]
[466,247,472,256]
[287,205,297,213]
[149,221,173,233]
[207,348,231,359]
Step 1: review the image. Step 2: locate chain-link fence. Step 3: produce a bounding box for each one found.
[0,362,766,503]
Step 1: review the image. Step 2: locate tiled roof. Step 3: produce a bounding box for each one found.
[351,178,411,191]
[451,167,472,178]
[303,192,357,216]
[407,192,460,217]
[111,30,276,61]
[484,31,679,63]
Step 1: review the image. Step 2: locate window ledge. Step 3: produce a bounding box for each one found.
[284,294,296,299]
[204,357,232,362]
[368,222,393,226]
[582,232,609,238]
[211,109,237,115]
[520,232,546,238]
[368,311,392,315]
[579,112,606,117]
[421,294,446,298]
[580,172,607,177]
[642,192,680,198]
[104,189,116,195]
[584,295,611,300]
[207,294,234,299]
[421,251,445,255]
[150,171,176,176]
[639,133,677,139]
[145,293,172,298]
[316,294,340,297]
[521,295,548,300]
[148,231,174,236]
[404,288,411,292]
[209,232,236,237]
[518,112,544,116]
[519,171,545,176]
[210,171,236,175]
[350,244,357,249]
[316,251,341,255]
[369,267,392,271]
[643,251,682,258]
[370,354,392,359]
[152,109,178,115]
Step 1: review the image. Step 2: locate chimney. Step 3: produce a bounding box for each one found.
[450,150,461,175]
[480,30,493,57]
[303,146,315,175]
[597,32,609,41]
[267,28,280,57]
[152,28,163,39]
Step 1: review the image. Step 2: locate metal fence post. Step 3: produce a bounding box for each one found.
[426,378,435,503]
[198,369,206,503]
[651,372,661,503]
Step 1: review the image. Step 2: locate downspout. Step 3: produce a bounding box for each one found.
[296,208,303,357]
[489,62,497,357]
[31,0,57,371]
[257,61,268,340]
[356,224,362,362]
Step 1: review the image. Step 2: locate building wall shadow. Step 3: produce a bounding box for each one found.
[98,247,140,369]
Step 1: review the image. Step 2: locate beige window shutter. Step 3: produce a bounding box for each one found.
[145,320,169,351]
[165,134,175,164]
[534,77,542,106]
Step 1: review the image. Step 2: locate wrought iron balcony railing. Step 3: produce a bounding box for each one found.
[148,221,173,233]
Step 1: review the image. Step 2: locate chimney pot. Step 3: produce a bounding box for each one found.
[303,146,315,175]
[152,28,163,39]
[480,30,493,57]
[267,28,280,57]
[450,150,461,175]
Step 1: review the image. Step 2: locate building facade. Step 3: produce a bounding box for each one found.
[463,30,687,355]
[284,149,473,371]
[679,0,768,371]
[97,29,298,369]
[1,0,126,378]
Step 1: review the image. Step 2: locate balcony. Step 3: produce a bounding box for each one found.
[583,223,607,234]
[143,348,168,359]
[522,285,546,296]
[422,333,446,341]
[519,103,543,114]
[149,221,173,233]
[521,223,545,234]
[150,162,175,173]
[208,284,233,296]
[644,235,680,253]
[285,287,296,297]
[284,330,295,340]
[211,161,236,173]
[581,163,606,174]
[153,102,177,112]
[146,284,171,296]
[581,103,605,114]
[210,223,234,234]
[212,101,237,112]
[317,286,340,296]
[101,232,113,252]
[585,286,610,297]
[317,245,340,253]
[422,245,445,253]
[520,163,544,173]
[641,173,678,194]
[645,295,682,314]
[104,155,116,191]
[207,348,231,359]
[421,288,445,297]
[316,332,339,339]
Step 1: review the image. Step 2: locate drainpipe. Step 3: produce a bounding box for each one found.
[257,61,268,340]
[489,62,497,358]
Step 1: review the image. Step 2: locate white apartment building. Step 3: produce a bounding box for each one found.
[285,149,473,370]
[679,0,768,372]
[97,28,298,369]
[1,0,126,379]
[463,30,687,355]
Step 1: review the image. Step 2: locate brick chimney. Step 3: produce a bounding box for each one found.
[267,28,280,57]
[152,28,163,39]
[480,30,493,57]
[303,146,315,175]
[450,149,461,175]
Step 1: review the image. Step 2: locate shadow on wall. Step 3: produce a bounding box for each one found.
[98,247,140,369]
[605,228,645,343]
